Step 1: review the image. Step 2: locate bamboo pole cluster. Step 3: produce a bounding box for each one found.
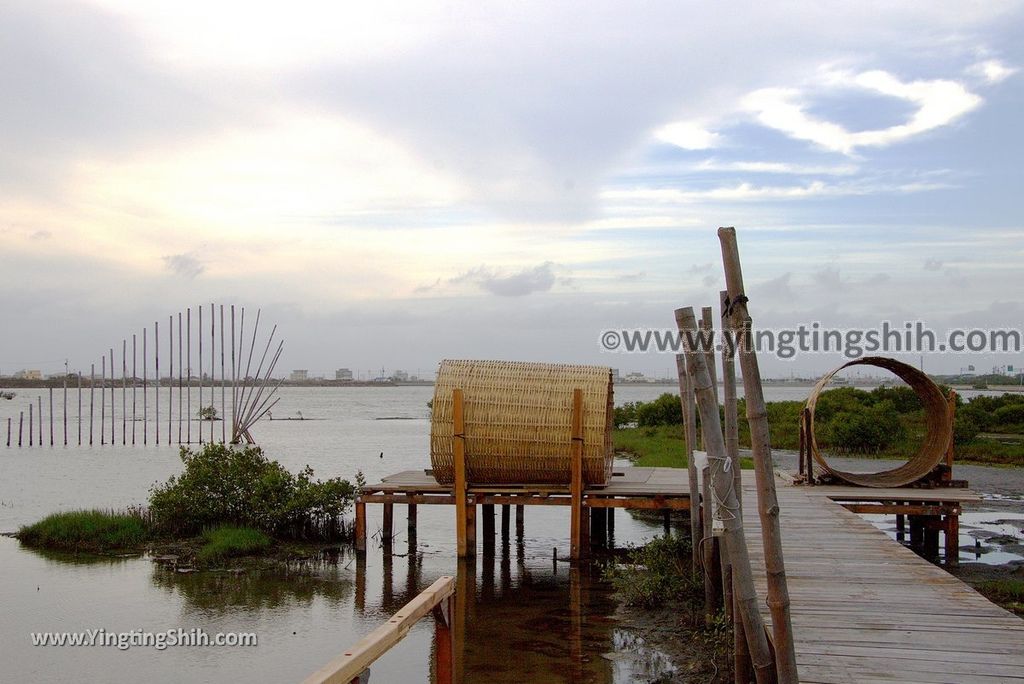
[4,304,284,449]
[673,228,798,684]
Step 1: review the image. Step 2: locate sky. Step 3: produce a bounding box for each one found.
[1,1,1023,380]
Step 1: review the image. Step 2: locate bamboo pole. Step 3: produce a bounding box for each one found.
[143,328,148,445]
[178,311,183,444]
[187,307,191,444]
[720,290,739,624]
[49,386,54,446]
[19,411,23,447]
[677,306,775,683]
[718,227,797,684]
[155,320,160,445]
[100,356,106,445]
[675,353,701,576]
[29,400,34,446]
[109,348,115,444]
[132,334,137,445]
[220,305,226,444]
[569,388,584,560]
[453,388,469,557]
[231,305,238,439]
[210,303,215,443]
[235,325,278,434]
[198,305,203,443]
[122,340,127,445]
[77,372,82,446]
[236,309,262,439]
[6,417,9,447]
[62,376,67,446]
[168,316,173,444]
[89,364,95,445]
[700,305,726,618]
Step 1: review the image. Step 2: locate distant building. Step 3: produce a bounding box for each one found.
[623,372,648,383]
[611,368,621,382]
[289,370,309,381]
[391,370,409,382]
[14,370,42,380]
[335,368,353,381]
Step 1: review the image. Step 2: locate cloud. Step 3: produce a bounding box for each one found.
[694,159,860,175]
[601,178,950,203]
[162,253,204,279]
[744,69,982,154]
[924,258,944,271]
[452,262,558,297]
[760,272,795,299]
[654,121,723,150]
[968,59,1017,85]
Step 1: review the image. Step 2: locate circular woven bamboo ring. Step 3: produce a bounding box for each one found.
[805,356,952,488]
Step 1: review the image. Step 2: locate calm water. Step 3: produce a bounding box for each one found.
[0,386,690,684]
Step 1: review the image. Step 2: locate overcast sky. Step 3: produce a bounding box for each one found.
[2,1,1023,379]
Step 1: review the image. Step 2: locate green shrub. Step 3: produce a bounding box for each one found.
[605,534,699,607]
[823,400,905,453]
[869,386,921,414]
[636,393,683,427]
[953,411,982,445]
[613,402,638,428]
[196,525,272,564]
[993,404,1024,427]
[149,443,356,540]
[17,510,148,552]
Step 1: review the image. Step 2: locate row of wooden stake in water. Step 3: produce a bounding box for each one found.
[3,304,283,448]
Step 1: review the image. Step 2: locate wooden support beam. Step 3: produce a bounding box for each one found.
[500,504,510,539]
[407,503,417,537]
[482,503,495,537]
[453,389,470,558]
[945,514,960,567]
[382,502,394,545]
[303,576,456,684]
[569,388,584,561]
[354,500,366,552]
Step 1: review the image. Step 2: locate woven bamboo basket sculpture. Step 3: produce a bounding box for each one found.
[805,356,952,487]
[430,360,614,486]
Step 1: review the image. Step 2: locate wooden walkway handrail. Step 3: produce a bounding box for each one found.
[303,575,456,684]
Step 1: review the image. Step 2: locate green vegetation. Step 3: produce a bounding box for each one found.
[196,525,272,565]
[605,534,700,607]
[149,443,357,540]
[198,405,218,421]
[17,510,148,552]
[614,388,1024,467]
[975,579,1024,616]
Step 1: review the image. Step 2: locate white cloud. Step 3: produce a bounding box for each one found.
[744,69,983,154]
[654,121,723,150]
[968,59,1017,84]
[694,159,860,175]
[601,178,949,203]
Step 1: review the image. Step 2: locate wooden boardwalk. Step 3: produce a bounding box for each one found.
[743,474,1024,683]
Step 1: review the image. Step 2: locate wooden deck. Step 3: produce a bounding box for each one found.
[742,474,1024,683]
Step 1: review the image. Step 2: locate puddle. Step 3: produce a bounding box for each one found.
[859,511,1024,565]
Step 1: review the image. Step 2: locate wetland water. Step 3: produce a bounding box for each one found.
[1,385,1020,683]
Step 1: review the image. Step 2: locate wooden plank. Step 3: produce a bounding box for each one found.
[303,576,455,684]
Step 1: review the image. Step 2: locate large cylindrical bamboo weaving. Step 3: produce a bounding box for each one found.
[805,356,952,487]
[430,360,614,486]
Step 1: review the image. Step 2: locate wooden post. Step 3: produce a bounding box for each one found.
[677,306,775,683]
[569,388,585,561]
[178,312,183,444]
[168,317,173,444]
[18,411,23,447]
[719,227,798,684]
[77,372,82,446]
[382,502,394,545]
[198,305,203,443]
[37,395,42,447]
[29,401,33,446]
[220,305,226,444]
[355,499,366,552]
[121,340,126,445]
[49,386,54,446]
[62,377,67,446]
[675,353,702,576]
[132,334,137,445]
[500,504,510,539]
[592,508,606,547]
[453,388,471,557]
[515,504,524,537]
[155,320,160,445]
[945,390,957,482]
[143,328,148,445]
[6,417,10,447]
[945,512,959,567]
[108,348,114,444]
[187,307,191,444]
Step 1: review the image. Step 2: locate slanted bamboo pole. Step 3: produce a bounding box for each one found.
[675,353,701,576]
[721,292,741,504]
[718,226,798,684]
[235,325,278,433]
[236,309,262,438]
[700,305,726,618]
[677,306,775,683]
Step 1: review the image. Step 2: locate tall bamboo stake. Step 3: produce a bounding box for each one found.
[77,372,82,446]
[29,400,34,447]
[109,348,115,444]
[219,305,226,443]
[155,320,160,445]
[132,334,137,445]
[62,376,67,446]
[38,395,43,447]
[718,227,798,684]
[178,311,183,444]
[721,291,742,506]
[187,308,191,444]
[89,364,95,445]
[235,309,262,438]
[6,417,10,447]
[122,340,127,445]
[143,328,148,445]
[168,315,173,444]
[677,306,775,683]
[198,305,203,443]
[675,353,701,576]
[231,305,238,438]
[210,303,215,443]
[100,356,106,445]
[19,411,23,447]
[49,387,54,446]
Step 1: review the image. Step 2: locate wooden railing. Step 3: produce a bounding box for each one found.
[303,575,456,684]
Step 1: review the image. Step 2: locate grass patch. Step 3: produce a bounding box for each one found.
[196,525,272,565]
[613,425,754,469]
[975,579,1024,616]
[17,510,148,553]
[604,534,700,607]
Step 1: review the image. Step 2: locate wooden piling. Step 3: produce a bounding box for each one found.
[187,307,191,444]
[155,320,160,445]
[122,340,127,445]
[220,305,226,444]
[676,353,701,576]
[6,417,10,447]
[355,499,366,552]
[168,316,173,444]
[210,303,215,444]
[501,504,510,539]
[143,328,148,445]
[677,306,775,683]
[382,502,394,544]
[453,389,470,557]
[19,411,23,446]
[178,311,183,444]
[569,388,585,560]
[719,227,798,684]
[198,305,203,443]
[100,355,106,446]
[62,377,67,446]
[132,334,137,445]
[49,386,54,446]
[77,372,82,446]
[29,400,34,446]
[109,348,114,444]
